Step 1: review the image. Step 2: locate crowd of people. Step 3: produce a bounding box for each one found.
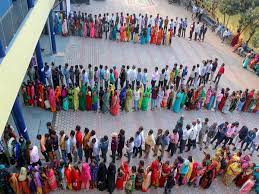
[55,11,208,45]
[1,115,258,194]
[23,60,259,114]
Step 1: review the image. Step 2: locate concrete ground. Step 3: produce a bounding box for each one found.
[11,0,259,193]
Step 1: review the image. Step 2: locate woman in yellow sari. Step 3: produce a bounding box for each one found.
[222,160,242,186]
[138,84,144,109]
[165,29,171,46]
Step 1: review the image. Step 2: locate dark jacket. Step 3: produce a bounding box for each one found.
[99,138,109,153]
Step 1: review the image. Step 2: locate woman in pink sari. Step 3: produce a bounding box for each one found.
[205,86,212,109]
[110,91,120,116]
[48,86,56,112]
[81,162,91,190]
[238,176,255,194]
[62,19,68,36]
[90,22,95,38]
[120,24,125,42]
[83,20,87,38]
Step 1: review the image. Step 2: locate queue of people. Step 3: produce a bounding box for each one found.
[0,116,258,194]
[55,11,208,44]
[23,60,259,114]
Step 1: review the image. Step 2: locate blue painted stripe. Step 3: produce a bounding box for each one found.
[0,0,12,17]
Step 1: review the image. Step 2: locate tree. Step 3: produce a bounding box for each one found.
[218,0,241,27]
[238,8,259,33]
[252,31,259,49]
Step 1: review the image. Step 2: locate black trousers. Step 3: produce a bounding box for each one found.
[179,139,187,153]
[167,142,177,156]
[133,146,142,157]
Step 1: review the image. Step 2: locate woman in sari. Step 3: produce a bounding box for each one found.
[242,89,255,112]
[38,83,45,109]
[79,84,86,111]
[150,157,161,188]
[102,88,110,113]
[96,162,107,191]
[81,162,91,190]
[92,85,98,111]
[248,91,258,112]
[242,53,253,69]
[115,167,125,190]
[205,86,212,109]
[67,86,74,109]
[18,167,30,194]
[110,91,120,116]
[126,24,131,42]
[65,164,73,190]
[46,166,58,191]
[200,160,218,189]
[146,25,151,43]
[161,86,169,108]
[172,89,184,113]
[156,27,163,45]
[62,19,68,36]
[111,24,117,40]
[142,166,152,192]
[107,163,116,194]
[237,90,247,111]
[138,84,144,110]
[85,86,92,111]
[180,89,187,109]
[230,30,241,47]
[159,161,171,187]
[207,88,216,110]
[21,83,29,105]
[141,86,151,111]
[48,87,56,112]
[229,91,238,112]
[61,85,69,111]
[165,29,171,46]
[167,87,175,110]
[222,160,242,186]
[150,27,155,44]
[90,22,95,38]
[252,91,259,113]
[133,25,139,43]
[27,82,35,106]
[141,28,146,45]
[218,92,228,112]
[120,24,126,42]
[235,164,254,187]
[72,166,81,191]
[54,86,61,111]
[73,86,80,111]
[125,86,133,112]
[83,20,87,38]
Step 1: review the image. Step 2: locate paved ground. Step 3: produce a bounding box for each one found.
[14,0,259,193]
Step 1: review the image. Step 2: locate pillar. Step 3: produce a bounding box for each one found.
[35,41,46,84]
[59,0,64,11]
[11,97,29,141]
[0,40,5,58]
[48,12,57,54]
[27,0,34,9]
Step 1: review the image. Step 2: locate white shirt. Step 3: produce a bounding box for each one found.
[189,125,198,140]
[196,122,202,139]
[104,69,110,81]
[130,69,137,81]
[152,71,159,81]
[82,72,89,84]
[127,141,134,153]
[134,90,140,100]
[149,17,153,26]
[165,69,169,80]
[206,64,212,74]
[195,24,201,33]
[182,129,191,141]
[126,69,131,81]
[30,146,40,164]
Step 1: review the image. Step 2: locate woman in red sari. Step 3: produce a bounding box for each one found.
[191,87,201,110]
[27,82,35,106]
[230,30,241,47]
[156,28,163,45]
[116,167,125,190]
[120,24,126,42]
[242,89,255,112]
[110,91,120,116]
[159,161,171,187]
[38,82,45,108]
[85,86,92,111]
[218,92,228,112]
[55,86,61,111]
[48,86,56,112]
[65,164,73,190]
[150,156,162,188]
[72,165,82,191]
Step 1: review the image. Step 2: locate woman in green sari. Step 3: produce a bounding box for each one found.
[67,87,74,109]
[92,85,98,111]
[141,86,151,111]
[102,88,110,113]
[125,86,133,112]
[180,88,187,108]
[73,86,80,111]
[79,84,86,111]
[138,84,144,110]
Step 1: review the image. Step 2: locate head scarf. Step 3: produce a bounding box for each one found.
[18,167,27,181]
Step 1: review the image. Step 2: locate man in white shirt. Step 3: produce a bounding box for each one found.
[126,65,131,88]
[194,21,201,41]
[222,28,231,43]
[164,65,169,87]
[130,65,137,90]
[82,69,89,85]
[133,86,140,111]
[205,60,212,83]
[196,118,202,142]
[148,15,153,26]
[151,67,159,88]
[179,124,191,153]
[186,121,198,151]
[103,66,110,89]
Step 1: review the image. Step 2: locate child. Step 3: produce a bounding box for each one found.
[164,171,175,194]
[125,166,137,193]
